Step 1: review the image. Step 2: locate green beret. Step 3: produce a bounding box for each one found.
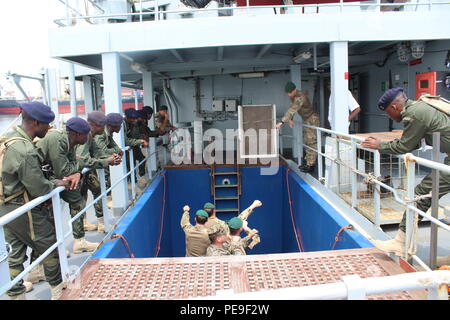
[285,81,296,93]
[227,217,243,229]
[195,210,209,218]
[204,202,215,209]
[158,105,168,111]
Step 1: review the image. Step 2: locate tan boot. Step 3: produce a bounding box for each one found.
[24,281,33,293]
[26,264,46,284]
[84,217,98,231]
[137,177,148,189]
[97,217,105,233]
[51,282,65,300]
[73,238,99,254]
[373,230,406,258]
[66,250,71,258]
[437,255,450,268]
[107,196,113,209]
[10,293,26,300]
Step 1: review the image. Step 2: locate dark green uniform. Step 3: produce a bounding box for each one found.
[77,133,110,219]
[378,99,450,232]
[35,129,85,239]
[93,128,122,158]
[0,127,62,297]
[124,120,146,177]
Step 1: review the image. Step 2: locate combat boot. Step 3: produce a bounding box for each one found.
[73,238,99,254]
[97,217,105,233]
[437,255,450,268]
[24,281,33,293]
[10,293,26,300]
[137,176,149,189]
[51,282,65,300]
[26,264,46,284]
[107,196,113,209]
[373,229,406,258]
[83,217,98,231]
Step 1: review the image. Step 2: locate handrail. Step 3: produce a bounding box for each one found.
[295,123,450,271]
[54,1,450,26]
[202,270,450,300]
[0,135,177,297]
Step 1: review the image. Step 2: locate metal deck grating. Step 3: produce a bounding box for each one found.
[60,248,427,300]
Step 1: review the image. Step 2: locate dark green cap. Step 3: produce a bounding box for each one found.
[195,210,209,218]
[204,202,215,209]
[285,81,296,93]
[159,105,168,111]
[227,217,243,229]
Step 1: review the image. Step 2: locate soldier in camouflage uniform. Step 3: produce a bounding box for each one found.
[36,117,99,254]
[0,102,67,300]
[180,206,210,257]
[155,105,176,134]
[206,229,231,256]
[77,111,122,233]
[123,109,149,180]
[275,82,320,173]
[227,217,260,255]
[361,88,450,264]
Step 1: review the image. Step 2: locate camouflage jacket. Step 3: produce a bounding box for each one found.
[76,133,110,169]
[281,91,316,122]
[93,128,122,158]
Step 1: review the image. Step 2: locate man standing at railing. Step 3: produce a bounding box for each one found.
[0,102,68,300]
[77,111,122,233]
[36,117,100,255]
[361,88,450,263]
[274,82,320,173]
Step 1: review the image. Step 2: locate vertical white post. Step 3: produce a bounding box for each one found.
[83,76,94,114]
[102,52,129,215]
[290,65,302,164]
[194,120,203,164]
[97,169,111,233]
[143,71,157,177]
[373,151,381,227]
[67,63,77,118]
[134,90,139,110]
[405,158,416,260]
[0,227,10,289]
[94,78,102,111]
[317,128,323,182]
[330,41,349,134]
[45,69,60,129]
[52,191,69,282]
[129,150,136,200]
[351,140,358,211]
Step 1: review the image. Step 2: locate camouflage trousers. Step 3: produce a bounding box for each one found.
[0,204,62,297]
[80,171,103,219]
[399,157,450,232]
[302,113,320,166]
[61,188,86,239]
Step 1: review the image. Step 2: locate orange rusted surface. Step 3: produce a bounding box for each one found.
[60,248,426,300]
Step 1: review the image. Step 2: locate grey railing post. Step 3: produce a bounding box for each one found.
[51,191,70,282]
[129,149,136,200]
[317,128,323,182]
[373,151,381,228]
[405,157,416,260]
[351,139,358,211]
[0,227,11,290]
[97,169,110,233]
[430,132,440,269]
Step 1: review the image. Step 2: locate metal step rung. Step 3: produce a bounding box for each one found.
[215,196,239,200]
[215,184,238,188]
[214,172,238,175]
[215,208,239,212]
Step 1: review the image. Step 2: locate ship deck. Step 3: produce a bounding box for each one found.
[60,248,426,300]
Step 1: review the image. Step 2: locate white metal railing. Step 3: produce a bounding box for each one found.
[54,0,450,26]
[0,136,176,297]
[285,123,450,272]
[200,270,450,300]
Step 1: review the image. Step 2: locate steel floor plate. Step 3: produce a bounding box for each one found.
[60,248,427,300]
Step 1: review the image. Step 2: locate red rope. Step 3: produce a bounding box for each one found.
[286,168,304,252]
[154,172,166,257]
[331,225,354,250]
[111,234,135,258]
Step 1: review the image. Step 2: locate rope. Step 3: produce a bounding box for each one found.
[154,172,167,257]
[404,192,432,203]
[286,168,305,252]
[331,224,355,250]
[110,234,135,258]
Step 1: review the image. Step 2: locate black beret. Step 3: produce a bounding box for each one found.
[19,102,55,124]
[124,108,139,119]
[87,111,106,125]
[142,106,154,115]
[66,117,90,134]
[106,113,123,126]
[136,109,147,118]
[158,105,168,111]
[378,88,404,110]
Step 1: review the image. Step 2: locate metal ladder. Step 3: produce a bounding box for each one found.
[210,163,241,214]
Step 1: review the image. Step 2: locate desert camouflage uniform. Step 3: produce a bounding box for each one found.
[281,91,320,166]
